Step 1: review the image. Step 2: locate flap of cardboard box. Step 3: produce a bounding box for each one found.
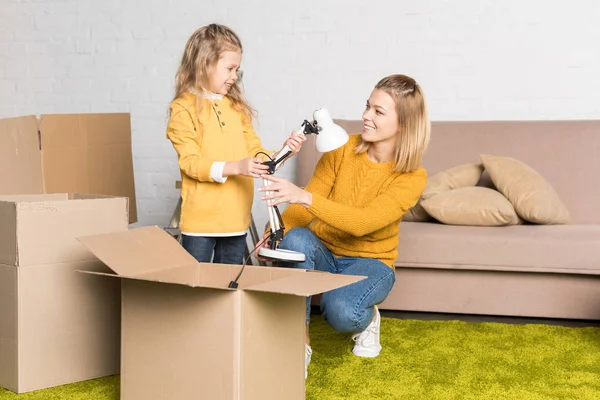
[0,115,44,195]
[77,226,197,277]
[0,113,138,223]
[39,113,138,223]
[0,193,68,203]
[244,270,366,297]
[77,226,368,295]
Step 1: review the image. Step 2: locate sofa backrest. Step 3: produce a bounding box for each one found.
[296,119,600,224]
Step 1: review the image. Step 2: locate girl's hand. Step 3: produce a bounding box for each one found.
[225,157,269,178]
[259,175,312,207]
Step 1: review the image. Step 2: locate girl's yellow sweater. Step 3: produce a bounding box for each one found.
[167,93,270,234]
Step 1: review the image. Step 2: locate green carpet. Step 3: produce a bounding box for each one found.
[2,316,599,399]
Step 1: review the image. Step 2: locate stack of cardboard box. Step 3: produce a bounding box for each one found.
[0,113,136,393]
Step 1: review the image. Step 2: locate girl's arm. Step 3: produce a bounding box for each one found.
[166,103,216,182]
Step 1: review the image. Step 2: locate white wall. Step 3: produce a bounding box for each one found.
[1,0,599,230]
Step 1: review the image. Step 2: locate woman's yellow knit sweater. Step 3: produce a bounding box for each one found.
[281,134,427,267]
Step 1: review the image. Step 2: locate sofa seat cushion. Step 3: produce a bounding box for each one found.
[396,222,600,274]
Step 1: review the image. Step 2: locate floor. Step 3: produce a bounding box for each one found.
[312,307,600,328]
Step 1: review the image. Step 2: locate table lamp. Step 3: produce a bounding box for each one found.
[258,108,349,263]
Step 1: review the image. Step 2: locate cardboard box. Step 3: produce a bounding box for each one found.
[0,113,137,223]
[0,193,129,394]
[77,226,366,400]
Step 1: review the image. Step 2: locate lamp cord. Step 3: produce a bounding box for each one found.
[228,234,270,289]
[227,148,284,289]
[255,151,274,162]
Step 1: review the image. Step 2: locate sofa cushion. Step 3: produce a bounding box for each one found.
[396,222,600,273]
[480,154,571,225]
[403,163,484,222]
[421,187,521,226]
[423,163,484,199]
[402,203,431,222]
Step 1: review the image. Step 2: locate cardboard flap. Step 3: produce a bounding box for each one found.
[0,115,44,195]
[39,113,138,223]
[77,226,197,277]
[245,271,366,297]
[0,193,68,202]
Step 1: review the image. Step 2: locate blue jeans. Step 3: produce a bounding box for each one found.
[278,228,396,333]
[181,234,247,264]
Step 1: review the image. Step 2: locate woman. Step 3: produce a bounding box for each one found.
[256,74,430,378]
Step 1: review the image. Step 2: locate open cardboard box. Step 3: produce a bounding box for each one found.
[0,193,129,394]
[0,113,137,223]
[77,226,366,400]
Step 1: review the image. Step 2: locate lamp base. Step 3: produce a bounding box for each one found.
[258,248,306,263]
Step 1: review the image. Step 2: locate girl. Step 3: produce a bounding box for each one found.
[256,74,429,378]
[167,24,304,264]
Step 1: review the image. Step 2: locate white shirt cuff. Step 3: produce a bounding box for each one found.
[210,161,227,183]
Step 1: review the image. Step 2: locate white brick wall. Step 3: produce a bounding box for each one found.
[1,0,600,230]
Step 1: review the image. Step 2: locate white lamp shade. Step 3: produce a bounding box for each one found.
[313,108,349,153]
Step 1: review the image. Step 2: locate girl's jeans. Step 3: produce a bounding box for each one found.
[279,228,396,333]
[181,233,247,264]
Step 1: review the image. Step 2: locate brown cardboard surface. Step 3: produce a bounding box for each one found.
[245,271,366,297]
[0,201,18,267]
[0,113,137,223]
[120,280,238,400]
[200,263,300,289]
[0,260,121,393]
[17,260,121,393]
[77,226,366,399]
[0,116,44,195]
[39,114,137,223]
[0,195,128,267]
[136,264,200,286]
[240,291,306,399]
[0,265,18,392]
[77,225,197,277]
[78,226,367,295]
[118,281,308,400]
[0,193,68,202]
[0,195,128,394]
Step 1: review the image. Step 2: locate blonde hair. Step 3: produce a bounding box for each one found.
[172,24,255,122]
[355,74,430,173]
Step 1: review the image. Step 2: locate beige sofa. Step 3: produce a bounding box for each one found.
[296,119,600,320]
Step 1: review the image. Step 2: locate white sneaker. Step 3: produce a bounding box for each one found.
[305,343,312,379]
[352,306,382,358]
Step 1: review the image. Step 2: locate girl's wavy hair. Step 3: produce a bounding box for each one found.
[171,24,255,123]
[355,74,430,173]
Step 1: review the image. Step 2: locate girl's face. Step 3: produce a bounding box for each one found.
[361,88,399,146]
[208,50,242,95]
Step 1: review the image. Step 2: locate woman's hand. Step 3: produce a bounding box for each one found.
[272,131,307,168]
[224,157,269,178]
[259,175,312,207]
[284,131,306,155]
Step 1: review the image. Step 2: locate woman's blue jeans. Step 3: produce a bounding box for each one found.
[278,228,396,333]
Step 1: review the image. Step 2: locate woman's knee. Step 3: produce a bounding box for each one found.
[321,296,364,333]
[279,228,317,254]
